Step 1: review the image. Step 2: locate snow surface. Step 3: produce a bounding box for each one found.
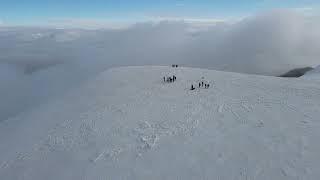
[303,65,320,80]
[1,66,320,180]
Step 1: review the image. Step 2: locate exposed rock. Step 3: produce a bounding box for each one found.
[279,67,314,78]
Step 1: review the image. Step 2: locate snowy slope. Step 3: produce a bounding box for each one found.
[1,66,320,180]
[303,65,320,80]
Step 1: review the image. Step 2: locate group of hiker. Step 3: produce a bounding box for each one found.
[191,81,210,90]
[164,75,177,83]
[163,64,211,91]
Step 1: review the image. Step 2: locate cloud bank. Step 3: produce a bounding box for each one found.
[0,10,320,121]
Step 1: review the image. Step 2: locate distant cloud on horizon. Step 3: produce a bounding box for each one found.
[46,18,133,29]
[294,7,317,15]
[146,16,229,23]
[12,16,231,30]
[0,9,319,34]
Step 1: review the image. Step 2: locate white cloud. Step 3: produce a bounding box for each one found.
[175,0,186,7]
[175,3,185,7]
[183,10,320,75]
[147,16,227,24]
[293,6,320,16]
[46,18,132,29]
[295,7,313,11]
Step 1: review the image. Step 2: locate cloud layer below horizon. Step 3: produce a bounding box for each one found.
[0,10,320,121]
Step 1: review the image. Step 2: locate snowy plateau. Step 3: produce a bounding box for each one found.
[1,66,320,180]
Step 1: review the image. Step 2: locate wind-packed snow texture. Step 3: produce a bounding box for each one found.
[1,66,320,180]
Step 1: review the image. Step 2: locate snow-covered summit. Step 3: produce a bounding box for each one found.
[1,66,320,180]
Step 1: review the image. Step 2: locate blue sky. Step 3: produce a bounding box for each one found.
[0,0,319,25]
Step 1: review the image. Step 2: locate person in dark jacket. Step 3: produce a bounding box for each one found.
[199,82,201,88]
[201,82,204,87]
[191,85,195,90]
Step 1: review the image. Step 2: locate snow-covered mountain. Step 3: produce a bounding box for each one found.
[1,19,320,120]
[1,66,320,180]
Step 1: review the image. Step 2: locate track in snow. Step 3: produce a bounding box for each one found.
[1,66,320,180]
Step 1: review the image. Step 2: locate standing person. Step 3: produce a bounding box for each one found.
[199,82,201,88]
[163,77,166,82]
[202,82,204,87]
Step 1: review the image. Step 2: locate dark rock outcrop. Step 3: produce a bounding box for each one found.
[279,67,314,78]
